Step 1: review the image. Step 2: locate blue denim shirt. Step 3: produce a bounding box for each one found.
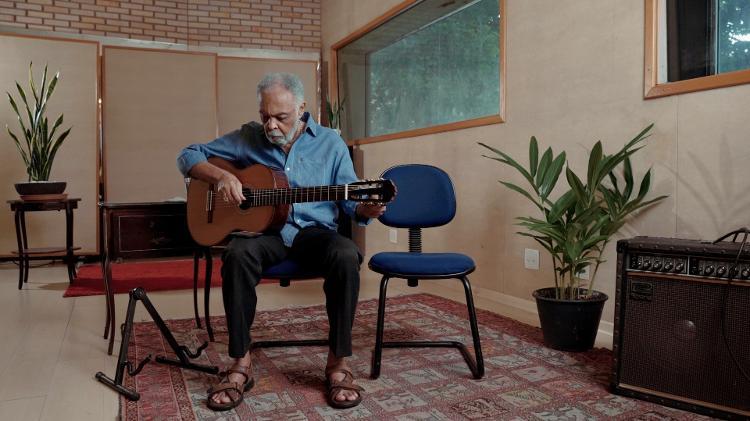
[177,113,366,246]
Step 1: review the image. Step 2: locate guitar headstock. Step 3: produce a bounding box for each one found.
[348,179,397,203]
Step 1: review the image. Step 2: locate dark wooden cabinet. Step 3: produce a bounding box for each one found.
[102,202,196,260]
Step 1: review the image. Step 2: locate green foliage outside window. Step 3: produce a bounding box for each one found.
[367,0,500,137]
[718,0,750,73]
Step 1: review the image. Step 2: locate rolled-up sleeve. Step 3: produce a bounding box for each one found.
[176,130,243,177]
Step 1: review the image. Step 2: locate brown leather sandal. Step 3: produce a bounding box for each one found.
[206,364,254,411]
[325,367,364,409]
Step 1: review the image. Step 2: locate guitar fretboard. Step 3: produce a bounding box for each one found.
[212,185,350,207]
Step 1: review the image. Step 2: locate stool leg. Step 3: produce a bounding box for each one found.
[204,248,214,342]
[192,251,202,329]
[371,275,390,379]
[14,209,24,289]
[460,276,484,379]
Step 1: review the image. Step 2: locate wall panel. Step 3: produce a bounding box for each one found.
[0,33,98,254]
[102,47,217,203]
[217,57,319,135]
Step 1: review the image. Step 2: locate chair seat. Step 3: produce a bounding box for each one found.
[369,252,475,276]
[262,259,322,279]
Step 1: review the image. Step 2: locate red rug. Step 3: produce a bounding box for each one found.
[119,293,712,420]
[64,259,223,297]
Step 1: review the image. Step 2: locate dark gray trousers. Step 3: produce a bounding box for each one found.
[220,226,362,359]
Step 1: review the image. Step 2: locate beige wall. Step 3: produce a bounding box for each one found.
[321,0,750,325]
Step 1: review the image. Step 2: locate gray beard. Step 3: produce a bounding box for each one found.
[266,117,301,147]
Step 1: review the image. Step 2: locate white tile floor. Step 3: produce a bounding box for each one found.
[0,260,539,421]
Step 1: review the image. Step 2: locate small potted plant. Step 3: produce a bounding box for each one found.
[325,96,346,135]
[6,62,71,198]
[479,124,667,351]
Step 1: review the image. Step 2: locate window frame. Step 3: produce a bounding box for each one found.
[331,0,506,146]
[644,0,750,99]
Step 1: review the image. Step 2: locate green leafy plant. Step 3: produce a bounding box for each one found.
[325,96,346,130]
[6,62,71,182]
[478,124,667,300]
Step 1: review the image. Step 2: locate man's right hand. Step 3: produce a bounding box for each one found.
[217,172,245,205]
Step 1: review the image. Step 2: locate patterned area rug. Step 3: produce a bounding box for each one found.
[119,293,712,420]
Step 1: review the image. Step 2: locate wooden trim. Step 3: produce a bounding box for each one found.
[643,0,658,98]
[332,0,506,145]
[643,0,750,99]
[346,115,503,146]
[330,0,420,51]
[0,31,99,46]
[101,44,216,57]
[217,55,319,65]
[645,67,750,98]
[95,45,102,255]
[499,0,507,123]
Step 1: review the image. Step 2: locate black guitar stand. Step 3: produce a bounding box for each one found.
[95,287,219,401]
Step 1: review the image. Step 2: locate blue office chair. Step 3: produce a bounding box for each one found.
[195,249,328,350]
[369,164,484,379]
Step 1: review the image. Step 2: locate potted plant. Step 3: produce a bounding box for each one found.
[478,124,667,351]
[325,96,346,135]
[6,62,71,197]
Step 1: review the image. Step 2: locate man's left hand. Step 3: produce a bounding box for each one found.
[356,203,387,219]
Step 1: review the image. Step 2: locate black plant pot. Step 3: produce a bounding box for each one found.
[533,287,608,352]
[14,181,67,196]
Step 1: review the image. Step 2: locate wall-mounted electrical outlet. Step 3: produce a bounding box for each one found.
[389,229,398,244]
[524,248,540,270]
[577,265,590,280]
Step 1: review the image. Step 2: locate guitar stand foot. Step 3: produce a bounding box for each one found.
[94,288,219,401]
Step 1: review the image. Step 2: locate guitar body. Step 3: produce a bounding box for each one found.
[187,158,289,246]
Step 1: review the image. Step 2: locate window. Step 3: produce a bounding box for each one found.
[645,0,750,98]
[333,0,504,144]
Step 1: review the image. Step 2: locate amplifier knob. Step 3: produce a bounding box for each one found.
[704,265,714,275]
[741,268,750,279]
[663,262,674,271]
[642,260,651,270]
[675,262,685,272]
[729,266,740,277]
[717,266,727,276]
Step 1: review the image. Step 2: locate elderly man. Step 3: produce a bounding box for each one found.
[177,73,383,411]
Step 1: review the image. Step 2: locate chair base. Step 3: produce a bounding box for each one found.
[374,340,483,379]
[371,274,485,380]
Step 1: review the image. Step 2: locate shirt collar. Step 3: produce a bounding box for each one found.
[301,112,319,137]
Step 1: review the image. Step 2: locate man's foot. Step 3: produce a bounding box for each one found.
[325,354,364,409]
[207,354,254,411]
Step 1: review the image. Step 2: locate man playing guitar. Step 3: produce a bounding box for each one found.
[177,72,384,411]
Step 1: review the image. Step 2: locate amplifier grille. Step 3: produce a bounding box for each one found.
[619,274,750,413]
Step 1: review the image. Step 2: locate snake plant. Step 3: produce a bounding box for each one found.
[6,62,71,182]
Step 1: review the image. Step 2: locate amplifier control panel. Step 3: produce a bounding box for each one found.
[627,253,750,280]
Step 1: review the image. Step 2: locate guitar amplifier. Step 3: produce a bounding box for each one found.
[613,237,750,420]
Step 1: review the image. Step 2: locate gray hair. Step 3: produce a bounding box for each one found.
[256,72,305,106]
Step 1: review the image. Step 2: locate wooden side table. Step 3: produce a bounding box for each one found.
[8,197,81,289]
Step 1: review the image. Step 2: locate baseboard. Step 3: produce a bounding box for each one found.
[411,280,614,350]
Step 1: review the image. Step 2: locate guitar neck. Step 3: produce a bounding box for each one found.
[240,185,350,206]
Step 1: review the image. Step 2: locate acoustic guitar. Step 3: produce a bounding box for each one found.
[186,157,396,246]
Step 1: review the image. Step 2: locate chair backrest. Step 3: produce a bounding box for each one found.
[379,164,456,229]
